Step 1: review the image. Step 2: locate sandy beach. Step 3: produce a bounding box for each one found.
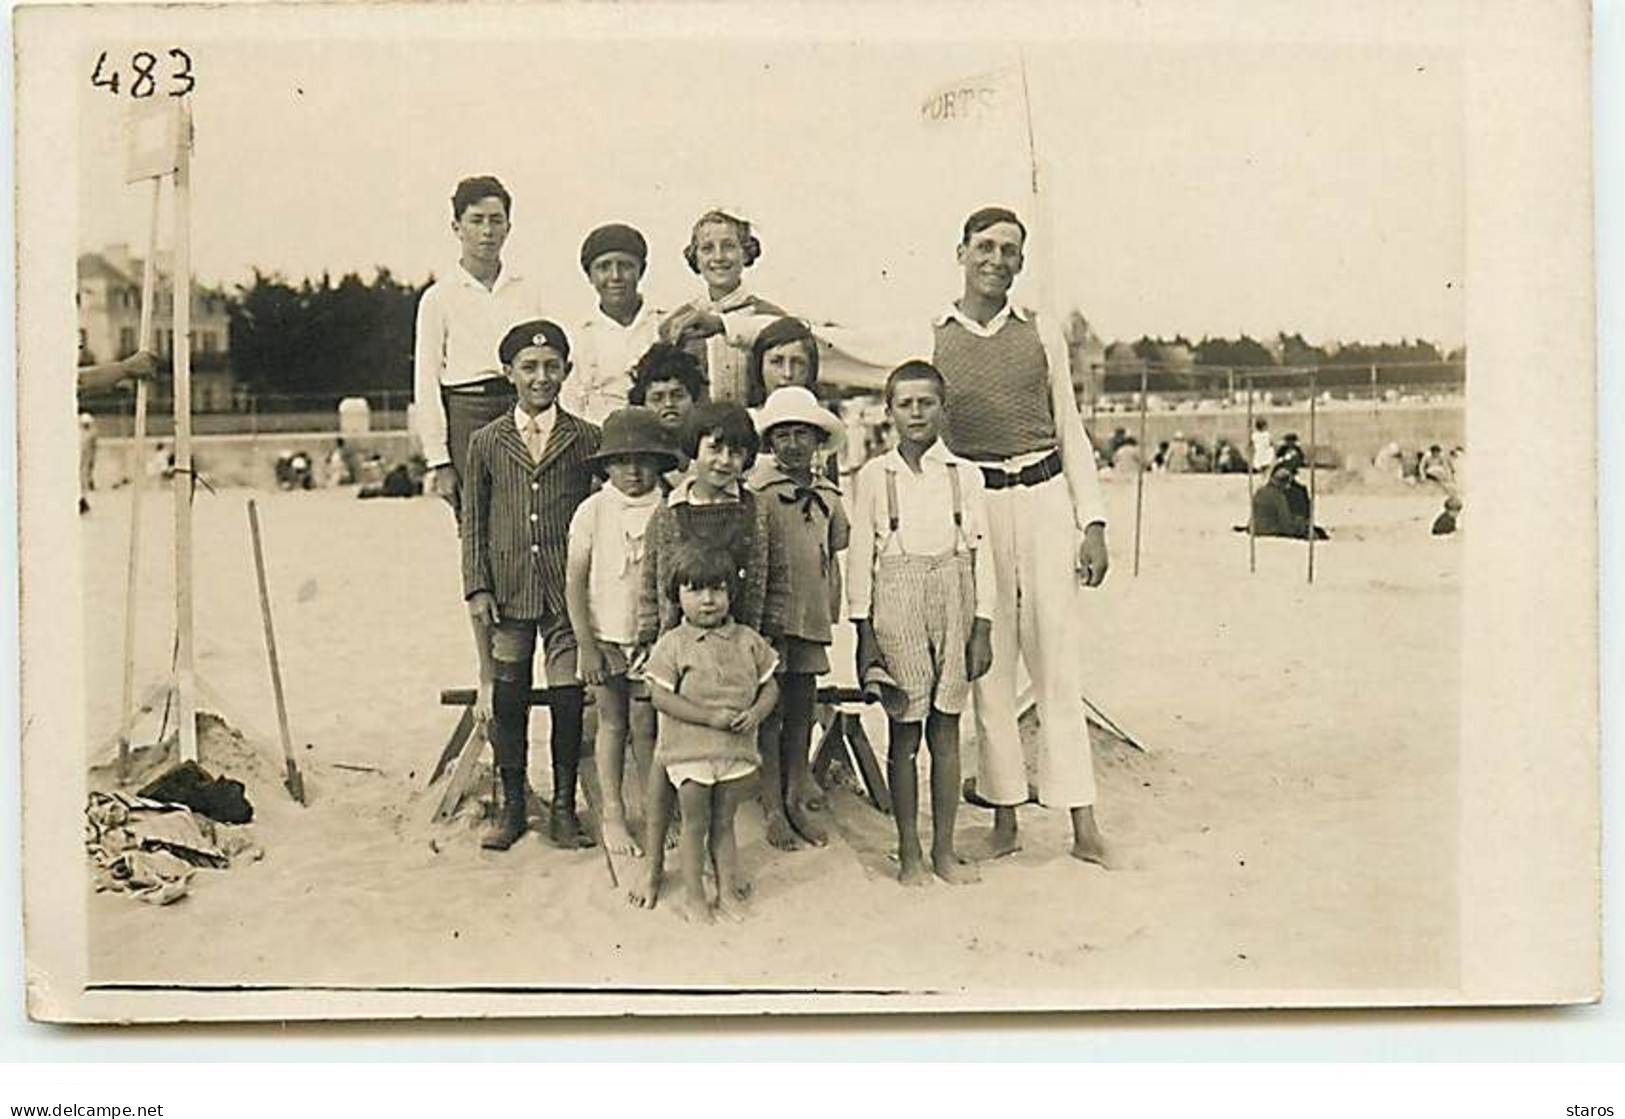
[81,470,1459,1000]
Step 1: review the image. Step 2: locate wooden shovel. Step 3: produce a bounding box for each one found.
[247,499,306,804]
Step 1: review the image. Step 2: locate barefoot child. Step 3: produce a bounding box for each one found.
[628,401,787,908]
[847,361,994,885]
[643,547,780,923]
[749,386,849,849]
[465,319,601,851]
[565,407,680,856]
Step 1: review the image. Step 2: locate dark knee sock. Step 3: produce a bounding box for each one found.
[549,686,585,810]
[490,677,531,772]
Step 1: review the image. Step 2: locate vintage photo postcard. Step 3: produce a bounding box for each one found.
[15,0,1599,1023]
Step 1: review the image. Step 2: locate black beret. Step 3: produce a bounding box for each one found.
[498,319,570,366]
[579,223,648,274]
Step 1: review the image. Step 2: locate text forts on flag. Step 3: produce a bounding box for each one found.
[918,66,1021,128]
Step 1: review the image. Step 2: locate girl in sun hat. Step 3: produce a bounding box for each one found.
[564,407,680,857]
[658,209,786,404]
[747,386,849,849]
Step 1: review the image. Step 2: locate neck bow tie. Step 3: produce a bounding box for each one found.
[779,484,829,522]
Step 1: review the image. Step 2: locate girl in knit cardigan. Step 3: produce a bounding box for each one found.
[628,401,788,908]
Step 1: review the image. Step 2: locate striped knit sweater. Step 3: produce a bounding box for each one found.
[932,313,1057,461]
[462,409,601,620]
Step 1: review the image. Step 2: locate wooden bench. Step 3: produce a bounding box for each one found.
[427,685,893,822]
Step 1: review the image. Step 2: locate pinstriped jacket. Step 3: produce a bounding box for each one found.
[461,408,601,620]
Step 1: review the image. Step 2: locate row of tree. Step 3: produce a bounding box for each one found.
[227,269,425,405]
[220,271,1463,404]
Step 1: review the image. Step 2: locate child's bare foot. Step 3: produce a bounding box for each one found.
[898,850,932,887]
[676,891,715,925]
[932,850,982,885]
[786,797,828,847]
[962,828,1022,862]
[664,821,681,851]
[627,860,660,910]
[715,890,750,922]
[765,810,803,850]
[789,773,827,812]
[602,815,641,857]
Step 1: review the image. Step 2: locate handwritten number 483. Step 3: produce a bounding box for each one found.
[90,49,195,98]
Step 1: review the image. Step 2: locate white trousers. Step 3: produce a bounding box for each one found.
[972,474,1098,809]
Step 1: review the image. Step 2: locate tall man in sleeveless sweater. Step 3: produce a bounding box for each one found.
[932,206,1112,867]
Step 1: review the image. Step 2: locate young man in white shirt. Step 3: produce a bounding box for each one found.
[563,223,663,425]
[412,175,543,524]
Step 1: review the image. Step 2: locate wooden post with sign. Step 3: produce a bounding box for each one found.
[115,100,185,779]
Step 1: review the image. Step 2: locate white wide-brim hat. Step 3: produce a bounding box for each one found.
[755,386,845,454]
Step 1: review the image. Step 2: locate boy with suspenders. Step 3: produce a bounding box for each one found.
[848,361,996,886]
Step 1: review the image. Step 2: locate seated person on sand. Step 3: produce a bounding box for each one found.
[1248,461,1328,540]
[1431,495,1463,536]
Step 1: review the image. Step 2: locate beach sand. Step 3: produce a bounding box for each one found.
[80,471,1459,1001]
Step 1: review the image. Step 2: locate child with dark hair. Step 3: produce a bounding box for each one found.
[638,545,780,923]
[744,316,820,408]
[629,342,705,484]
[629,400,788,899]
[849,360,994,885]
[658,210,786,403]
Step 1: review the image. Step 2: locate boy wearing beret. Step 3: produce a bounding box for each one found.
[563,223,665,425]
[465,319,602,851]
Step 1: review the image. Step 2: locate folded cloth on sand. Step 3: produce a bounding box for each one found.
[92,848,194,906]
[86,791,254,905]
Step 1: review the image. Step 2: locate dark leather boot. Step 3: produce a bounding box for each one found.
[548,795,595,849]
[482,767,528,851]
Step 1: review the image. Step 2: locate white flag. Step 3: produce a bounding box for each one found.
[918,65,1022,129]
[124,100,185,184]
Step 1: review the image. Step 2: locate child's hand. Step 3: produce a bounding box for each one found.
[966,618,994,682]
[855,626,883,679]
[728,708,764,734]
[467,591,500,627]
[472,680,495,727]
[577,642,607,687]
[707,707,740,731]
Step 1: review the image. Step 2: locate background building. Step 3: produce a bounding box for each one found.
[77,245,237,411]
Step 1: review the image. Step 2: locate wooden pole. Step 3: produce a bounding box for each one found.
[116,177,163,782]
[172,102,198,763]
[248,500,306,803]
[1132,365,1149,576]
[1245,374,1256,574]
[1307,368,1318,585]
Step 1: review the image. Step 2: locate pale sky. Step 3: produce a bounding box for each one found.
[77,35,1463,348]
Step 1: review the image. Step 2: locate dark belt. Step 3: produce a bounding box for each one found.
[979,450,1062,491]
[442,377,513,398]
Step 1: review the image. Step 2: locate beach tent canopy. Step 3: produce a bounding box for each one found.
[812,323,931,393]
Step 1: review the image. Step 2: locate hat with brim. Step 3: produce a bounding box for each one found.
[587,406,680,471]
[755,385,845,454]
[861,662,910,720]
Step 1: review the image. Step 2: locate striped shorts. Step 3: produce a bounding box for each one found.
[870,550,975,723]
